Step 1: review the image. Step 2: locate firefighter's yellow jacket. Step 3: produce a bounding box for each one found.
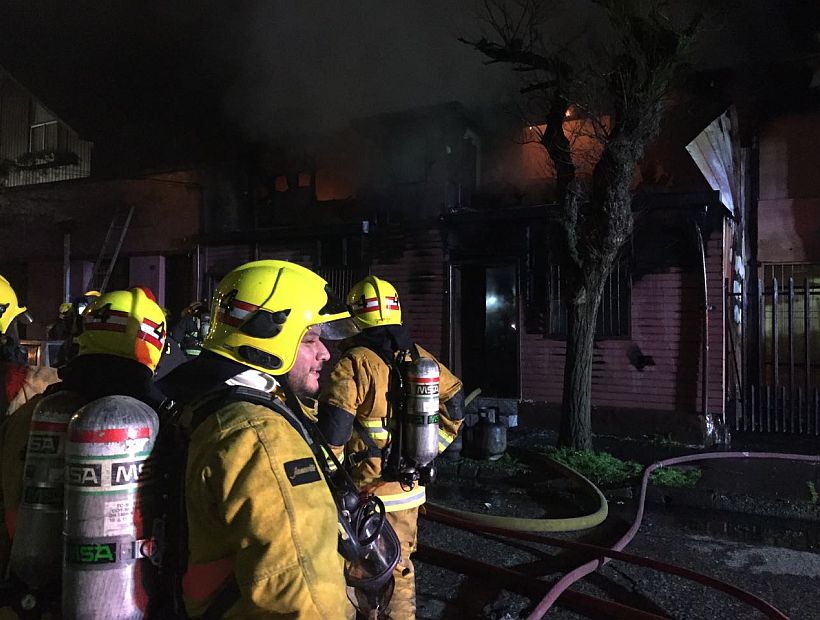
[0,395,41,577]
[181,397,347,619]
[318,344,463,511]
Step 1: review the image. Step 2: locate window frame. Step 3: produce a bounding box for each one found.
[546,258,632,340]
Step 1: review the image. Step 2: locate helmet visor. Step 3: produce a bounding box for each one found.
[316,285,359,340]
[317,316,360,341]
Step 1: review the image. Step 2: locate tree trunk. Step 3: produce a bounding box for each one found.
[558,284,604,450]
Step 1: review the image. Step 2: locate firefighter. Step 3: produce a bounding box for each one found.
[0,276,30,367]
[0,276,58,418]
[171,300,211,357]
[0,287,167,613]
[46,302,73,341]
[317,275,465,620]
[54,289,101,367]
[155,260,361,619]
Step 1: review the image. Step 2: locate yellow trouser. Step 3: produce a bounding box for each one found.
[354,505,418,620]
[386,507,418,620]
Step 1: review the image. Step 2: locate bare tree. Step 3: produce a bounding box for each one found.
[462,0,699,448]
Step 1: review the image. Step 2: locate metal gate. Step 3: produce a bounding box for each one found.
[728,269,820,435]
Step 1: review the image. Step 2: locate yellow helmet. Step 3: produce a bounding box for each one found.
[347,275,402,328]
[58,302,74,318]
[78,288,167,372]
[0,275,27,335]
[203,260,359,375]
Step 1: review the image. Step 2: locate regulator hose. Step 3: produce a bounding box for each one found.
[427,454,608,532]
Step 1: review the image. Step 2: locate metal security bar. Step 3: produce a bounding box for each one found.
[729,271,820,435]
[315,266,369,300]
[548,260,631,338]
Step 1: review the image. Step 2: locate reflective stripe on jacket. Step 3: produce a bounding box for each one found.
[182,399,347,619]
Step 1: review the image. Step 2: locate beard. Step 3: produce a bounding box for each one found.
[281,370,318,401]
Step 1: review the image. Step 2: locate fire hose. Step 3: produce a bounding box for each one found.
[433,390,609,531]
[422,451,819,618]
[426,455,608,531]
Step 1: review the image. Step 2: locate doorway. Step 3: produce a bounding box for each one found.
[453,263,519,398]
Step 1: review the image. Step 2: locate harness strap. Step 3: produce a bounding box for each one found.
[352,417,384,461]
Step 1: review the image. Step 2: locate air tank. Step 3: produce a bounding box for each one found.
[10,390,87,592]
[402,356,440,470]
[62,395,158,620]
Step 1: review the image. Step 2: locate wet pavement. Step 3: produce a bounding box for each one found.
[412,428,820,619]
[415,495,820,619]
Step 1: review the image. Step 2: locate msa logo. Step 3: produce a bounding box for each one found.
[28,433,60,454]
[68,463,102,487]
[67,542,117,565]
[112,460,146,485]
[414,384,439,396]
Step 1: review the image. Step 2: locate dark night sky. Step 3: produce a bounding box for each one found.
[0,1,817,151]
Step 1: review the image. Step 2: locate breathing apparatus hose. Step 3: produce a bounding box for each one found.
[426,454,608,532]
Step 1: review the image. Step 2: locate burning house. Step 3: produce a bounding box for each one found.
[1,55,818,444]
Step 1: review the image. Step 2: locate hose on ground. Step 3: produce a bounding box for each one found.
[526,451,820,619]
[427,454,608,532]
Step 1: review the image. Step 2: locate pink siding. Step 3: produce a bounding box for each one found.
[758,111,820,263]
[521,227,725,418]
[372,228,447,362]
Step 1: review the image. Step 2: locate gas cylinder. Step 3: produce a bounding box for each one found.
[402,356,440,470]
[62,395,158,620]
[10,389,87,592]
[476,409,507,461]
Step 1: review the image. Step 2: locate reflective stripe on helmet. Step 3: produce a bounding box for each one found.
[351,296,399,315]
[217,298,258,327]
[351,296,379,315]
[84,309,129,333]
[138,317,165,351]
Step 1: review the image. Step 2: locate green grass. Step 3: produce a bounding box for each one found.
[807,481,819,504]
[478,452,531,475]
[547,447,702,488]
[650,466,702,487]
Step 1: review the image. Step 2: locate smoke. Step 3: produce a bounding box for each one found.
[221,1,516,139]
[0,0,812,147]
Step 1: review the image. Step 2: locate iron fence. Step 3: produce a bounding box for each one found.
[728,274,820,435]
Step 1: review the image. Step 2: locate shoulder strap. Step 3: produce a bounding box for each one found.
[352,417,383,460]
[190,386,331,471]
